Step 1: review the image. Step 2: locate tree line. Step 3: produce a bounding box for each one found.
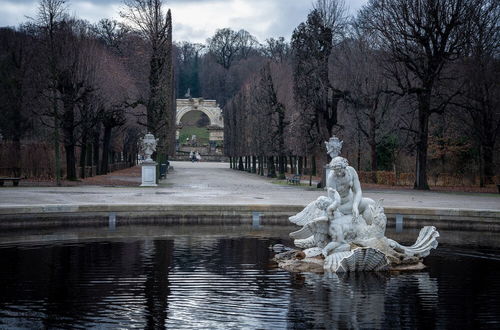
[1,0,498,188]
[188,0,498,189]
[0,0,175,184]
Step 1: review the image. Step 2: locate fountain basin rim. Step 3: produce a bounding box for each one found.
[0,203,498,231]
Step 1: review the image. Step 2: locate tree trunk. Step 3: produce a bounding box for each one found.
[312,155,317,176]
[156,148,167,183]
[278,156,286,179]
[414,93,430,190]
[369,142,377,183]
[481,143,495,185]
[80,141,87,179]
[298,156,303,175]
[101,125,112,174]
[64,144,75,181]
[252,156,256,173]
[238,156,244,171]
[357,128,361,171]
[64,144,77,180]
[267,156,276,178]
[93,131,100,176]
[62,100,77,180]
[12,136,21,178]
[53,92,62,186]
[369,112,377,183]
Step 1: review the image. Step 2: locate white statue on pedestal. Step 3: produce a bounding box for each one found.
[140,133,158,186]
[276,136,439,273]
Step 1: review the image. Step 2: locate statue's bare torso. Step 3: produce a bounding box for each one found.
[327,166,358,214]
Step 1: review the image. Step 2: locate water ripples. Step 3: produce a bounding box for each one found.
[0,229,500,328]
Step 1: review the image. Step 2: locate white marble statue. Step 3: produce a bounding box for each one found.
[277,136,439,273]
[140,133,158,162]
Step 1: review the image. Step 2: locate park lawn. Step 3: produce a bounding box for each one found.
[179,126,209,144]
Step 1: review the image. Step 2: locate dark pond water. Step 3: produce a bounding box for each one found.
[1,225,500,329]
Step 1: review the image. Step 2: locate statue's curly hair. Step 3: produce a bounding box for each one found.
[330,156,349,168]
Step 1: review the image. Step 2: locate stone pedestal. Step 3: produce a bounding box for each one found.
[140,162,158,187]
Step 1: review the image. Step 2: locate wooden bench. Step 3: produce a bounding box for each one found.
[287,174,302,185]
[0,177,21,186]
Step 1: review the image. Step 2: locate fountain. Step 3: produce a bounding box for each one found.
[275,136,439,272]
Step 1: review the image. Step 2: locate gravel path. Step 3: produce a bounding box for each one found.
[0,161,499,210]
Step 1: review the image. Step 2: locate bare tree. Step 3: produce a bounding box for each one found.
[332,35,398,181]
[236,29,260,59]
[207,28,259,69]
[263,37,290,63]
[56,20,99,180]
[35,0,68,185]
[313,0,348,43]
[292,9,346,158]
[92,19,130,55]
[451,0,500,186]
[121,0,175,163]
[207,28,240,70]
[359,0,483,189]
[0,28,36,177]
[254,62,288,178]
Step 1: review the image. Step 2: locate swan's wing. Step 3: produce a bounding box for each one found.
[289,197,330,226]
[290,217,329,239]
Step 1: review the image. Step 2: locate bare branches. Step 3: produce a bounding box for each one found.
[36,0,67,31]
[121,0,170,47]
[207,28,259,69]
[313,0,349,43]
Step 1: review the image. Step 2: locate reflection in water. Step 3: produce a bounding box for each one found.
[287,271,438,329]
[0,226,499,328]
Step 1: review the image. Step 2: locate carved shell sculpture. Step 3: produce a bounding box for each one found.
[324,248,390,273]
[387,226,440,258]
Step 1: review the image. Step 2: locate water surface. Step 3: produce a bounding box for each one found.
[1,225,499,329]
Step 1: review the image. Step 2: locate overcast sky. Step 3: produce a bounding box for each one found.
[0,0,367,43]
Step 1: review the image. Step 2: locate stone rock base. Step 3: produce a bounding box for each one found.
[274,248,426,273]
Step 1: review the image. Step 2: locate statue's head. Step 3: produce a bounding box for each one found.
[325,136,343,158]
[329,156,349,176]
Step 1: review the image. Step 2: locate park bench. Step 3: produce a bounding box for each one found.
[287,174,302,185]
[0,177,21,186]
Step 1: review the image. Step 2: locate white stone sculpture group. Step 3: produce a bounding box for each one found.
[276,136,439,273]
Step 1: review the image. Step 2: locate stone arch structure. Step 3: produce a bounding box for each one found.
[176,98,223,127]
[176,98,224,145]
